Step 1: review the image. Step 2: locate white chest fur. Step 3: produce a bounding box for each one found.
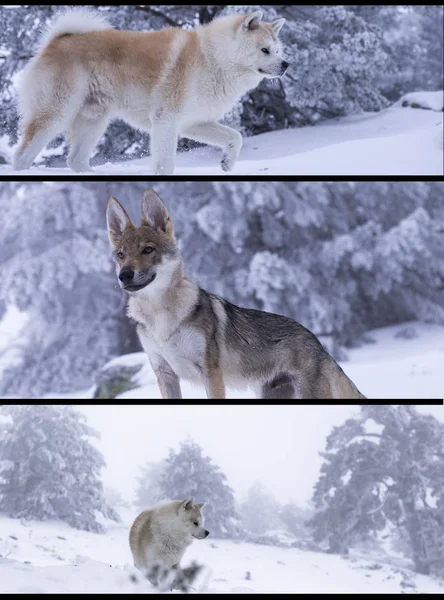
[127,280,205,383]
[138,323,205,383]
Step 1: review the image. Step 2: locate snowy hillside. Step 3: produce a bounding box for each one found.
[1,513,443,593]
[37,321,444,400]
[0,102,442,176]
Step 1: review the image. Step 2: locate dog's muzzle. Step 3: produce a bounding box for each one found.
[119,269,156,292]
[259,60,290,77]
[279,60,289,75]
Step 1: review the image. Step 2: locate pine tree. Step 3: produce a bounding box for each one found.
[158,438,240,539]
[135,459,167,508]
[279,502,313,539]
[309,405,444,576]
[0,181,134,397]
[0,404,119,532]
[239,481,282,535]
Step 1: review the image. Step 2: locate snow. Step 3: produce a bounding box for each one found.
[0,512,443,593]
[398,91,444,112]
[0,103,442,175]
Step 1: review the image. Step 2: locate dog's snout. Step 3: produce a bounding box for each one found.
[204,530,210,538]
[281,60,289,70]
[119,268,134,284]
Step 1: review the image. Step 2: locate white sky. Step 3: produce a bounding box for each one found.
[78,404,443,507]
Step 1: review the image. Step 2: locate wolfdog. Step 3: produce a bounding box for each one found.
[129,498,208,590]
[13,8,288,174]
[105,189,366,400]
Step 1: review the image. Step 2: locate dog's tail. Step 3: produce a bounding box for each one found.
[330,360,366,399]
[36,8,112,54]
[15,9,111,123]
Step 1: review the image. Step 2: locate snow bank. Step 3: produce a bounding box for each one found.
[0,102,441,175]
[398,90,444,112]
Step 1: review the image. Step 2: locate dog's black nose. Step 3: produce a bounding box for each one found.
[281,60,289,70]
[119,268,134,284]
[204,530,210,538]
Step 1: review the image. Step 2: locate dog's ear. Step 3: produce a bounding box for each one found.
[243,10,263,31]
[271,18,286,35]
[141,188,174,238]
[195,503,205,510]
[180,498,195,511]
[106,197,133,247]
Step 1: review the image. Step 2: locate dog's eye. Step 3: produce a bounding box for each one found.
[142,246,154,254]
[194,522,199,526]
[117,251,124,260]
[261,48,270,54]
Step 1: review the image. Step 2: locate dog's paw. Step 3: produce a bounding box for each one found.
[12,155,32,171]
[221,153,236,173]
[67,160,93,173]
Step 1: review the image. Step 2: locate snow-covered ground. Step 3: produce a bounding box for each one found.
[1,512,443,593]
[38,320,444,400]
[0,101,442,175]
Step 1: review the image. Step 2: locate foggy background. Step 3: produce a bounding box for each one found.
[1,403,443,582]
[0,180,443,398]
[78,404,444,506]
[1,5,442,166]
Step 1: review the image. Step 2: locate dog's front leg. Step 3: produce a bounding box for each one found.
[150,112,178,175]
[203,364,226,399]
[181,121,243,173]
[149,355,182,399]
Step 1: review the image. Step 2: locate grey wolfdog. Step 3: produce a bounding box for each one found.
[106,189,366,399]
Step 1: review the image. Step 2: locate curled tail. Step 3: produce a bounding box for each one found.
[36,9,112,54]
[15,9,111,130]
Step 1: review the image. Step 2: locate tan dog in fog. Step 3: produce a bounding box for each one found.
[129,498,208,589]
[13,8,288,174]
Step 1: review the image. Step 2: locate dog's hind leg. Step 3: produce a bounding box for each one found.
[259,372,299,399]
[67,112,109,172]
[12,113,62,171]
[181,122,243,172]
[13,63,88,171]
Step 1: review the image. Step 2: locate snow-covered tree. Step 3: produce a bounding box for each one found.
[104,486,129,514]
[0,404,119,532]
[308,405,444,576]
[239,481,282,535]
[135,459,167,508]
[158,438,240,539]
[279,502,313,539]
[0,181,137,397]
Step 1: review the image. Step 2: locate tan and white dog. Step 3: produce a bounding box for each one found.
[129,498,209,590]
[13,8,288,174]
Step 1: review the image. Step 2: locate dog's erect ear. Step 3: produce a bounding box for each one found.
[106,197,133,247]
[141,188,174,238]
[271,18,286,35]
[243,10,263,31]
[195,503,205,510]
[180,498,195,511]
